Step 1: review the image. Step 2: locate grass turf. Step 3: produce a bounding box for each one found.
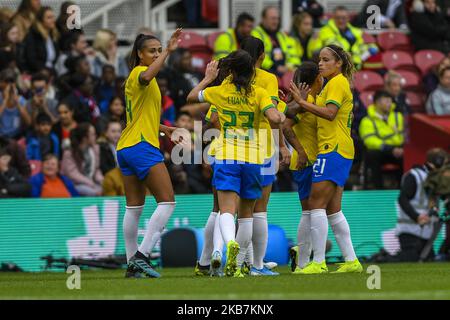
[1,263,450,300]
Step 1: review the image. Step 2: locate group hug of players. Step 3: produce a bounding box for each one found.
[115,29,363,279]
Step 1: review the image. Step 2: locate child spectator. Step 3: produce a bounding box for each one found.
[0,147,31,198]
[426,66,450,115]
[60,122,103,196]
[359,90,405,189]
[26,112,60,161]
[0,135,31,178]
[26,72,59,124]
[52,102,77,152]
[0,68,31,139]
[99,120,121,175]
[29,153,78,198]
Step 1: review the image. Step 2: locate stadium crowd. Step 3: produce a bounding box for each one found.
[0,0,449,199]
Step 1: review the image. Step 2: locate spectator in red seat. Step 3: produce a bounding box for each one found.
[359,90,405,189]
[21,6,59,74]
[213,12,255,60]
[52,102,77,152]
[26,112,60,160]
[423,55,450,93]
[409,0,450,53]
[292,0,324,28]
[11,0,41,42]
[0,68,31,139]
[290,12,316,62]
[384,70,411,115]
[0,147,31,198]
[0,136,31,178]
[0,22,21,71]
[26,72,59,124]
[61,122,103,196]
[426,66,450,115]
[353,0,408,29]
[29,153,78,198]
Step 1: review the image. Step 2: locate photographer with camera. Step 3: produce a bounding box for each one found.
[395,148,449,262]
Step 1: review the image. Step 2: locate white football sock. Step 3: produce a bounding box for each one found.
[297,210,312,268]
[328,210,357,261]
[219,212,236,244]
[213,210,223,254]
[199,212,218,266]
[235,218,253,268]
[123,205,144,262]
[138,202,176,257]
[245,242,254,266]
[252,212,268,269]
[310,209,328,263]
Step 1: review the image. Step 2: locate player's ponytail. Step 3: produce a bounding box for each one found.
[129,33,160,69]
[325,44,355,80]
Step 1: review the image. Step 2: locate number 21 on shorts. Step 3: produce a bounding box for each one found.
[313,158,327,176]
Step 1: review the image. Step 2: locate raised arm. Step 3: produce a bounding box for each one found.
[187,60,220,103]
[139,29,182,85]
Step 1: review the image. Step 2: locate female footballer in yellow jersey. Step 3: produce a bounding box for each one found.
[289,44,362,274]
[116,29,182,278]
[187,51,283,277]
[282,62,322,271]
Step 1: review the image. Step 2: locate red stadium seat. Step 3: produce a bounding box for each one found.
[377,31,412,51]
[206,31,223,51]
[29,160,42,176]
[414,50,446,76]
[362,32,376,44]
[353,70,384,92]
[387,70,422,91]
[359,91,375,107]
[405,91,426,113]
[382,50,417,72]
[191,50,212,73]
[178,32,207,50]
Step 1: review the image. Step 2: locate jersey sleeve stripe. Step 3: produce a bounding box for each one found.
[261,104,275,113]
[325,99,341,108]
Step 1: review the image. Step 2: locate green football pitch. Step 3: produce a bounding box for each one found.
[1,263,450,300]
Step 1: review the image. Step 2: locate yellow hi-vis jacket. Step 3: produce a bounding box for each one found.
[359,104,404,151]
[213,28,238,60]
[251,25,301,71]
[318,19,377,69]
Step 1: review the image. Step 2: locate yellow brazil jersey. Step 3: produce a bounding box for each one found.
[117,66,161,151]
[289,95,318,170]
[315,73,354,159]
[199,83,274,164]
[205,105,218,157]
[254,68,287,159]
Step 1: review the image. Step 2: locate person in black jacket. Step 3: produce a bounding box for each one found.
[353,0,408,29]
[20,6,59,73]
[292,0,324,27]
[99,120,121,175]
[0,147,31,198]
[0,136,31,178]
[408,0,450,53]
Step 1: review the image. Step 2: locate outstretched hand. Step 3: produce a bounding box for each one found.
[204,60,219,83]
[289,81,310,103]
[167,28,183,52]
